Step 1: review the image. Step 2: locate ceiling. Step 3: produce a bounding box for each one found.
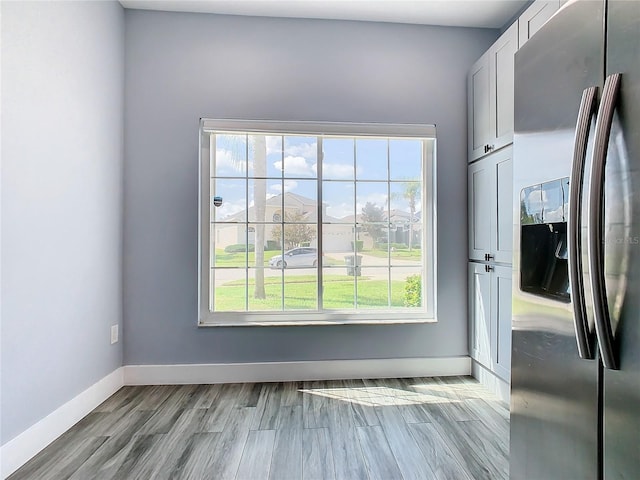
[119,0,530,29]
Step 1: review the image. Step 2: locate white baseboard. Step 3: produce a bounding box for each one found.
[124,357,471,385]
[471,360,510,405]
[1,368,124,479]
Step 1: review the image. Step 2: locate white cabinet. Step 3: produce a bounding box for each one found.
[468,146,513,264]
[468,53,491,161]
[469,262,512,381]
[518,0,560,48]
[468,22,518,162]
[469,262,492,367]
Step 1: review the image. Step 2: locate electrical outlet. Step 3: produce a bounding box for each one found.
[110,325,119,344]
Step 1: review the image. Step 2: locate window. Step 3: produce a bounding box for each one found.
[199,120,436,326]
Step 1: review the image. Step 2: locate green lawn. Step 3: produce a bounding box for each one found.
[213,274,420,311]
[365,248,422,261]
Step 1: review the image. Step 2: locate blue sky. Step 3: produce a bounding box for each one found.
[212,134,424,221]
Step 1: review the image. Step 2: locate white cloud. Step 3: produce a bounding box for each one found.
[215,200,245,220]
[285,141,316,159]
[326,203,355,220]
[271,180,299,194]
[273,156,314,176]
[215,148,247,174]
[322,162,354,179]
[266,136,283,155]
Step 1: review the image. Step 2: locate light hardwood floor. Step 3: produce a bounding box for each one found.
[8,376,509,480]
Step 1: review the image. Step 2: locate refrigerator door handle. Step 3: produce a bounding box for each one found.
[569,86,598,360]
[588,73,622,370]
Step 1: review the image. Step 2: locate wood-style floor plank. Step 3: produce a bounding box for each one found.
[409,422,473,480]
[235,429,276,480]
[302,427,335,480]
[8,377,510,480]
[356,425,403,480]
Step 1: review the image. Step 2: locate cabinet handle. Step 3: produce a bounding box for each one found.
[484,253,495,261]
[488,144,494,152]
[485,264,494,273]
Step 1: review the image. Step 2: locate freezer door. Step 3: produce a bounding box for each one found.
[511,0,604,479]
[603,1,640,478]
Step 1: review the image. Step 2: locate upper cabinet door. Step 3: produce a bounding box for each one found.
[490,22,518,153]
[468,23,518,162]
[518,0,561,48]
[468,53,491,161]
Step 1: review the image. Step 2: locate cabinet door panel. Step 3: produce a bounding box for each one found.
[518,0,561,48]
[490,22,518,151]
[493,265,512,381]
[468,54,491,161]
[469,263,492,367]
[468,158,493,261]
[494,148,514,264]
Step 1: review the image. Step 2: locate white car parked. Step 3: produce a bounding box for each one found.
[269,247,318,269]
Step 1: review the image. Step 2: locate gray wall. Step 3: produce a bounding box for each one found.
[1,1,124,445]
[123,10,498,365]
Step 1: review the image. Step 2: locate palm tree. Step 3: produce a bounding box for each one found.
[252,136,266,299]
[403,182,420,251]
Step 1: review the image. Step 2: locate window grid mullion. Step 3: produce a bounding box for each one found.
[245,134,249,312]
[353,138,358,309]
[387,139,392,308]
[317,136,324,312]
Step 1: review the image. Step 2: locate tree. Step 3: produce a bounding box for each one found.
[403,182,420,251]
[271,211,316,250]
[360,202,385,246]
[253,136,267,299]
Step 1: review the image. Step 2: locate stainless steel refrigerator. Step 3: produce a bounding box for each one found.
[511,0,640,478]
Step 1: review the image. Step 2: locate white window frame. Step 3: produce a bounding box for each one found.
[199,119,437,326]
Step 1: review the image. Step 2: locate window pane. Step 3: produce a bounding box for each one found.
[263,135,284,178]
[212,268,246,312]
[356,138,388,180]
[214,134,247,177]
[285,268,318,310]
[211,178,246,222]
[284,180,317,222]
[356,267,390,309]
[283,136,317,178]
[249,179,281,222]
[323,138,354,180]
[323,267,355,309]
[323,181,354,222]
[389,139,422,180]
[248,268,282,311]
[322,223,354,259]
[357,181,388,221]
[390,181,421,251]
[391,267,423,309]
[358,224,388,267]
[282,232,318,259]
[212,224,247,268]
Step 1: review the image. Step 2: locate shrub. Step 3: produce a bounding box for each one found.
[404,274,422,307]
[351,240,364,252]
[265,240,280,251]
[224,243,255,253]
